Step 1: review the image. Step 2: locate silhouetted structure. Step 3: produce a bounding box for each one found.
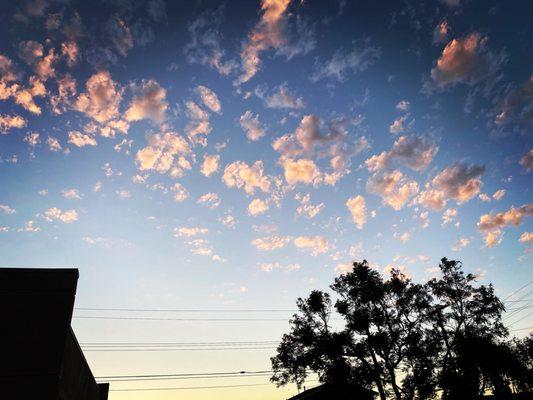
[0,268,109,399]
[288,383,375,399]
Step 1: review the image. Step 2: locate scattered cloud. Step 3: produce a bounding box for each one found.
[477,204,533,247]
[222,160,270,194]
[240,110,265,141]
[44,207,78,223]
[201,154,220,177]
[293,235,329,256]
[248,198,269,216]
[251,235,291,251]
[346,195,366,229]
[258,262,300,272]
[197,192,221,209]
[366,170,419,210]
[125,79,168,123]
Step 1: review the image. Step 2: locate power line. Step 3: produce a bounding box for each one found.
[81,340,278,346]
[74,315,291,321]
[96,370,273,379]
[76,307,297,312]
[83,346,276,352]
[510,326,533,332]
[108,380,319,392]
[101,373,274,382]
[503,281,533,301]
[507,309,533,327]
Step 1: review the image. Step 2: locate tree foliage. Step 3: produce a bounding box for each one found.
[271,258,532,399]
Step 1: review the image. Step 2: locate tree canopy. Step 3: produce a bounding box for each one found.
[271,258,532,399]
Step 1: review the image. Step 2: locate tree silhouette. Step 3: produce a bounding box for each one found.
[271,258,532,399]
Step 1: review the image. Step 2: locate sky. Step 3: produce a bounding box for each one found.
[0,0,532,398]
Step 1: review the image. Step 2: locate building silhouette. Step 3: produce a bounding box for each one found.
[0,268,109,399]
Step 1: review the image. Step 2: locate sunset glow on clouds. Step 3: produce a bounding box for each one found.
[0,0,531,398]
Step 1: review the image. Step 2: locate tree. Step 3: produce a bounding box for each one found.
[271,258,531,399]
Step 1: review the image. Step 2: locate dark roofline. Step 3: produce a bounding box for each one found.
[0,268,79,292]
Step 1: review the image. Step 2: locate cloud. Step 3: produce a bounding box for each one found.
[197,192,221,209]
[75,71,123,124]
[46,136,62,152]
[24,132,40,147]
[273,114,368,180]
[366,135,438,173]
[185,101,211,145]
[311,41,381,81]
[222,160,270,194]
[346,195,366,229]
[430,33,504,89]
[293,235,329,256]
[389,115,409,134]
[184,7,237,76]
[68,131,97,147]
[106,17,134,57]
[396,100,410,111]
[477,204,533,247]
[201,154,220,177]
[44,207,78,223]
[264,83,304,109]
[0,114,27,133]
[520,149,533,172]
[196,85,221,113]
[258,262,300,272]
[174,227,209,238]
[442,208,458,225]
[492,189,506,201]
[61,189,81,200]
[366,170,419,210]
[219,213,236,228]
[432,162,485,203]
[519,232,533,244]
[235,0,292,85]
[281,158,321,186]
[295,193,324,219]
[240,110,265,141]
[394,231,410,243]
[18,41,56,81]
[171,183,189,202]
[51,75,77,115]
[117,190,131,199]
[136,131,192,177]
[251,235,291,251]
[248,198,269,216]
[452,237,470,251]
[494,74,533,130]
[0,204,16,214]
[125,79,168,123]
[433,20,449,45]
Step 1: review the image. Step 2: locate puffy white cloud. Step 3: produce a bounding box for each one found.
[311,41,381,81]
[196,85,221,113]
[46,136,62,152]
[365,135,438,173]
[125,79,168,123]
[251,235,291,251]
[235,0,292,85]
[477,204,533,247]
[135,131,192,176]
[452,237,470,251]
[200,154,220,177]
[248,198,269,216]
[240,110,265,141]
[44,207,78,223]
[0,204,16,214]
[430,33,504,88]
[442,208,458,225]
[116,190,131,199]
[492,189,506,201]
[389,115,409,134]
[258,262,300,272]
[0,114,27,133]
[61,189,81,200]
[173,227,209,238]
[75,71,123,124]
[171,183,189,202]
[346,195,366,229]
[335,262,353,275]
[264,83,304,109]
[50,74,76,115]
[222,160,270,194]
[366,170,419,210]
[394,231,411,243]
[519,232,533,244]
[185,100,211,144]
[432,162,485,203]
[219,214,236,228]
[293,235,329,256]
[197,192,221,209]
[68,131,97,147]
[281,158,321,186]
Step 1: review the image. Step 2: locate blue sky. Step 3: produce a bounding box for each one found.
[0,0,532,398]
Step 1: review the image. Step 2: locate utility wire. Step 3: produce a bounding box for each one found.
[109,380,319,392]
[502,281,533,301]
[83,346,276,352]
[74,316,291,321]
[76,307,297,312]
